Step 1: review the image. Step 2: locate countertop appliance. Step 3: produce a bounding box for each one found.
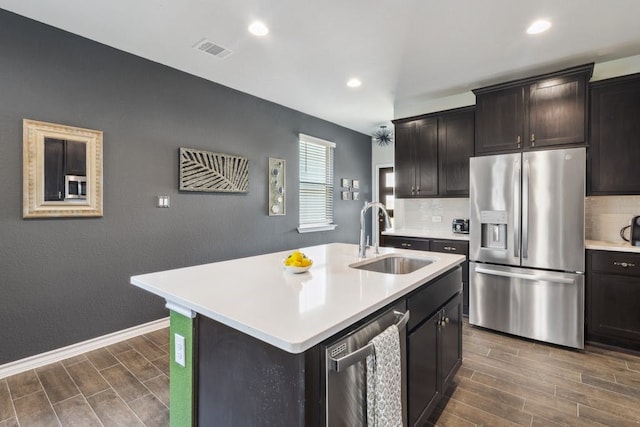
[324,303,408,426]
[620,215,640,246]
[452,219,469,234]
[468,147,586,349]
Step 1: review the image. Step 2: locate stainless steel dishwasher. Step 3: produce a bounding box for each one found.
[324,303,409,426]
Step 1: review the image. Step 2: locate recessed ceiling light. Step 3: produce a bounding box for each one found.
[248,21,269,36]
[347,78,362,88]
[527,19,551,35]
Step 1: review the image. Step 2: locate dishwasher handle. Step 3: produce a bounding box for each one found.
[328,310,410,373]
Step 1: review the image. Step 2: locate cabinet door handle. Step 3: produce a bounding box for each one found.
[411,186,415,195]
[443,246,457,251]
[517,135,521,147]
[531,133,536,146]
[416,187,420,194]
[614,261,635,268]
[401,243,412,248]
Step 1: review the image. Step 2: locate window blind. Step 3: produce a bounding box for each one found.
[299,134,335,230]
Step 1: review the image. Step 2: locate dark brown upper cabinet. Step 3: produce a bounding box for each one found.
[474,63,593,155]
[437,109,475,196]
[393,117,438,198]
[393,106,475,198]
[589,73,640,195]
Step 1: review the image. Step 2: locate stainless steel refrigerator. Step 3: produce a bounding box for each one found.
[469,147,585,349]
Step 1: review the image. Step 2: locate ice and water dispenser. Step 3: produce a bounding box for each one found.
[480,210,508,250]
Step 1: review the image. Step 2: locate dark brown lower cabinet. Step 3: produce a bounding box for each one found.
[587,250,640,352]
[407,269,462,426]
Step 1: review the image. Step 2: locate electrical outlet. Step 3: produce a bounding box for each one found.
[432,215,442,223]
[174,333,186,367]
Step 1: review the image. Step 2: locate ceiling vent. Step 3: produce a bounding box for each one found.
[193,39,233,59]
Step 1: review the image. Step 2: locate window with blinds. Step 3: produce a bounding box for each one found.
[298,134,337,233]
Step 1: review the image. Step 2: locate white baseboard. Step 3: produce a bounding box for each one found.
[0,317,170,379]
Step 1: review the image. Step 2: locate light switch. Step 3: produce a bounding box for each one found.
[158,195,170,208]
[174,333,186,367]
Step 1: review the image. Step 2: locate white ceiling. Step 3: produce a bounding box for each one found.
[2,0,640,135]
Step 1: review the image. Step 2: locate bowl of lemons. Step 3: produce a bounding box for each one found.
[283,250,313,274]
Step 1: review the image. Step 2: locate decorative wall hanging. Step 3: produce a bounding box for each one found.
[373,125,394,146]
[179,147,249,193]
[340,177,360,201]
[23,119,103,218]
[268,158,285,215]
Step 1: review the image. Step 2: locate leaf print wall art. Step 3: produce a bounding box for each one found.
[179,147,249,193]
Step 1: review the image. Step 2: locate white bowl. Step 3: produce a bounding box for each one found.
[283,260,313,274]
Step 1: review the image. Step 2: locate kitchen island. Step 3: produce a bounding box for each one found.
[131,243,465,426]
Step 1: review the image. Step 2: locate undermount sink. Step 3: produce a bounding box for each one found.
[351,256,434,275]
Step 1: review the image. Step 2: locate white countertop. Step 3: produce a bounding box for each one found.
[130,243,465,354]
[383,228,470,241]
[586,240,640,253]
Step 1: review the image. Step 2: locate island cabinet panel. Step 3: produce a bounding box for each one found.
[589,73,640,195]
[587,250,640,352]
[406,268,462,426]
[474,63,592,155]
[197,317,322,427]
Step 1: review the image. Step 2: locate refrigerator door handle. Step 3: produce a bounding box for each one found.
[513,159,520,258]
[475,266,575,284]
[522,158,530,259]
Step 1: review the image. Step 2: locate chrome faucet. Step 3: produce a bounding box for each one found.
[359,201,392,258]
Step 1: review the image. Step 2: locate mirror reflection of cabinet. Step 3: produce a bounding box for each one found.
[23,119,102,218]
[65,140,86,176]
[44,138,65,201]
[43,138,87,201]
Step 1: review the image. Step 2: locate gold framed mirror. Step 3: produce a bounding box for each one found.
[23,119,103,218]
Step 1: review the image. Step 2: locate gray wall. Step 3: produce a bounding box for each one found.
[0,10,371,364]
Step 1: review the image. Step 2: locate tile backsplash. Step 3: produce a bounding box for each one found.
[585,196,640,242]
[394,198,470,233]
[392,195,640,242]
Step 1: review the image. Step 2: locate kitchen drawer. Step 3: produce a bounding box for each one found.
[589,250,640,277]
[406,267,461,332]
[431,240,469,255]
[384,236,430,251]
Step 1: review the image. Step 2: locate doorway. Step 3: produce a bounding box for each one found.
[378,166,394,246]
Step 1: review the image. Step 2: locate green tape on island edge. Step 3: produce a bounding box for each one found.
[170,310,194,427]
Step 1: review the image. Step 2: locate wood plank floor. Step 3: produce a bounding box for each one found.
[1,321,639,426]
[427,320,640,426]
[0,328,169,427]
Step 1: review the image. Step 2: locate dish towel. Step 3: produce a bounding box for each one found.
[366,324,403,427]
